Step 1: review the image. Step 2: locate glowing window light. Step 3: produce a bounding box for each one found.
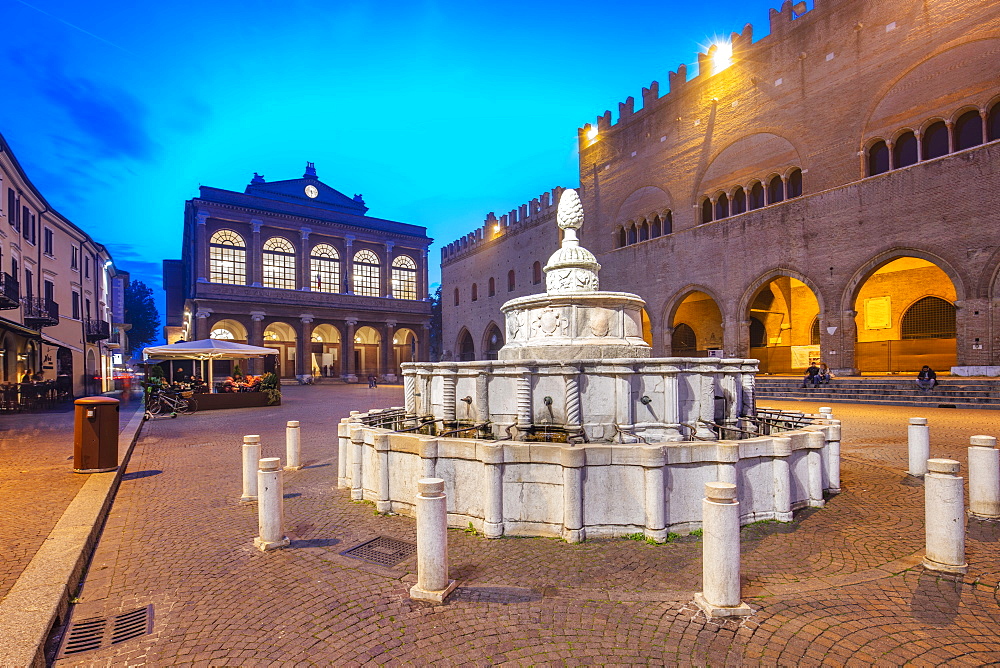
[712,41,733,73]
[585,126,599,141]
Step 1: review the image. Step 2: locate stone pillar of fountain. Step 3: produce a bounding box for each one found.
[826,420,842,494]
[476,370,489,424]
[772,436,793,521]
[350,427,365,501]
[442,365,458,422]
[564,366,581,432]
[806,431,825,507]
[696,370,717,440]
[516,368,532,430]
[642,447,667,542]
[664,364,683,441]
[375,434,392,513]
[404,373,416,414]
[418,437,437,480]
[720,362,740,432]
[481,443,505,538]
[561,447,586,543]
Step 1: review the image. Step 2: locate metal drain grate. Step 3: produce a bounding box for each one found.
[342,536,416,567]
[58,605,153,658]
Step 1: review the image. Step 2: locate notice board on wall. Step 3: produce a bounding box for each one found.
[864,296,892,330]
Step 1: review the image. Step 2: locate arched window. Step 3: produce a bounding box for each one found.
[488,277,495,297]
[262,237,295,290]
[616,226,627,248]
[471,283,478,301]
[310,244,339,293]
[507,270,515,292]
[715,193,729,220]
[901,297,956,339]
[894,131,918,168]
[922,121,949,160]
[810,318,820,345]
[748,182,765,210]
[867,140,889,176]
[650,215,661,238]
[701,198,713,224]
[639,219,649,242]
[209,230,246,285]
[672,323,697,356]
[749,317,767,348]
[454,287,460,306]
[989,102,1000,141]
[662,211,673,234]
[210,327,235,340]
[391,255,418,300]
[532,261,542,285]
[954,110,983,150]
[731,187,746,214]
[484,324,503,360]
[627,223,637,245]
[786,168,803,198]
[767,175,784,204]
[353,249,381,297]
[458,330,475,361]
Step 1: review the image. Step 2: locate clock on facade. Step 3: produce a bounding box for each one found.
[304,185,319,198]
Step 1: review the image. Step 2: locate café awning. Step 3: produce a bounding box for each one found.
[142,338,279,361]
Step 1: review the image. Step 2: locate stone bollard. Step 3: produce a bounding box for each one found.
[907,417,930,477]
[285,420,302,471]
[818,406,833,420]
[254,458,290,551]
[241,435,261,503]
[409,478,457,603]
[922,459,967,574]
[969,435,1000,519]
[694,482,752,617]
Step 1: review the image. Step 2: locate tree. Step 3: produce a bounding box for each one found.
[124,280,161,353]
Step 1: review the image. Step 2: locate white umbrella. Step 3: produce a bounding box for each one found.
[143,339,279,389]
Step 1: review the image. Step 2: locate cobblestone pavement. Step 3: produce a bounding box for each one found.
[0,393,142,602]
[49,388,1000,665]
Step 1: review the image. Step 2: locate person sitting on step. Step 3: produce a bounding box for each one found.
[802,363,821,388]
[916,365,938,391]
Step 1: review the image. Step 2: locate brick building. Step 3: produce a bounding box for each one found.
[443,0,1000,376]
[164,164,432,381]
[0,131,127,396]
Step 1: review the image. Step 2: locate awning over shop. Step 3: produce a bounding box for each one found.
[143,338,279,361]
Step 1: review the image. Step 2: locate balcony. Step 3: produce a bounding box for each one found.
[22,297,59,328]
[0,273,19,310]
[85,318,111,342]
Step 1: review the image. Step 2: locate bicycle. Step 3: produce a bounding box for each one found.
[145,390,197,419]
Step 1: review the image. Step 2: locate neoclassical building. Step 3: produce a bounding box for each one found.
[0,131,127,396]
[443,0,1000,376]
[164,164,432,381]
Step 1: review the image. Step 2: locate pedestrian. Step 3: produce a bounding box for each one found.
[368,374,375,389]
[802,363,821,388]
[916,365,937,390]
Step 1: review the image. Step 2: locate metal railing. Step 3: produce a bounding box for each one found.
[85,318,111,341]
[0,273,19,309]
[21,297,59,327]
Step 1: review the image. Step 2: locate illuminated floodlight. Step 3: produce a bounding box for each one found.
[712,40,733,73]
[494,223,501,234]
[585,125,599,141]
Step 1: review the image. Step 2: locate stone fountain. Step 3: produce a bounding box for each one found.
[339,190,840,542]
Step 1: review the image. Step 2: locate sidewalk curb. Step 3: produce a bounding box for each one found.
[0,401,146,667]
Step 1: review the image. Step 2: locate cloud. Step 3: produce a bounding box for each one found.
[12,53,158,162]
[102,242,164,289]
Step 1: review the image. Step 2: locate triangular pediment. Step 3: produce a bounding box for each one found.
[244,176,369,215]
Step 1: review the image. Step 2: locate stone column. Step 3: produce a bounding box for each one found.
[563,366,580,430]
[350,426,364,501]
[772,437,793,521]
[419,248,429,300]
[344,318,357,381]
[480,442,504,538]
[241,434,261,503]
[418,437,437,480]
[296,315,313,379]
[409,478,457,603]
[694,482,752,617]
[442,364,458,422]
[945,120,955,153]
[383,241,394,298]
[249,219,263,287]
[969,435,1000,519]
[404,372,417,414]
[375,434,391,513]
[561,447,586,543]
[664,365,683,441]
[196,212,210,283]
[344,235,355,294]
[248,311,265,374]
[696,368,717,440]
[720,363,739,432]
[642,447,667,543]
[826,420,842,494]
[194,309,212,342]
[915,129,924,161]
[716,442,739,486]
[298,227,312,291]
[908,417,930,477]
[254,458,290,551]
[516,367,532,430]
[285,420,301,471]
[837,310,859,376]
[476,370,490,424]
[922,458,967,574]
[382,321,396,380]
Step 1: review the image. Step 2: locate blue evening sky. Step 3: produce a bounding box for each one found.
[0,0,795,325]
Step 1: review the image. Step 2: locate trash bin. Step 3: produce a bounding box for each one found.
[74,396,120,473]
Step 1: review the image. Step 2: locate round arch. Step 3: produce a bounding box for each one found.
[393,327,419,374]
[739,269,824,373]
[311,323,342,378]
[841,248,967,313]
[209,318,248,341]
[354,326,381,378]
[263,322,297,378]
[662,286,726,357]
[456,328,475,362]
